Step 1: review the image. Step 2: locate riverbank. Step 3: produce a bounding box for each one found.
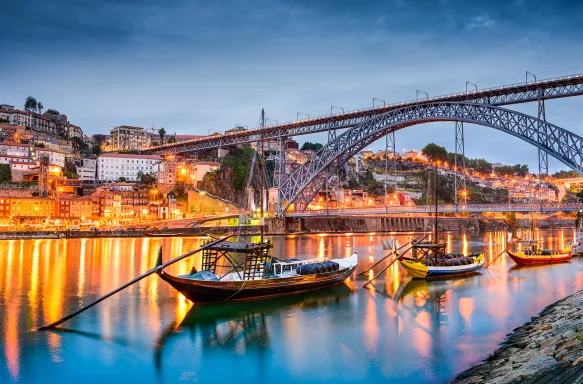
[0,216,574,239]
[453,289,583,384]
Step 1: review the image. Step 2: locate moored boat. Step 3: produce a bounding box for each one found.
[157,240,358,303]
[398,242,485,279]
[507,240,571,265]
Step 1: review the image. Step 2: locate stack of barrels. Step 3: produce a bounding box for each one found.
[296,261,340,275]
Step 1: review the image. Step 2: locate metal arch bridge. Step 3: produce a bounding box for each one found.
[143,73,583,155]
[286,202,583,217]
[277,102,583,214]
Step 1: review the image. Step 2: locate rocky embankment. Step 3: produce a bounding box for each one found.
[453,290,583,384]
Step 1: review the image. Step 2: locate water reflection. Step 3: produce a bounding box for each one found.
[1,230,583,383]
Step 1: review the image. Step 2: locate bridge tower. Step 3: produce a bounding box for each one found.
[537,92,548,186]
[454,121,467,205]
[384,130,397,207]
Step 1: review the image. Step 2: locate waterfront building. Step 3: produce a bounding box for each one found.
[97,153,162,181]
[92,183,150,219]
[109,125,150,150]
[56,196,93,220]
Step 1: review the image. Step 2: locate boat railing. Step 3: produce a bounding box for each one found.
[271,257,327,277]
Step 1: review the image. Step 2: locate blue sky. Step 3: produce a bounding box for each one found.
[1,0,582,172]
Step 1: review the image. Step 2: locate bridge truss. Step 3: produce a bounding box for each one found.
[277,102,583,215]
[144,74,583,155]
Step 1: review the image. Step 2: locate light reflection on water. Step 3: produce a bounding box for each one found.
[1,230,583,383]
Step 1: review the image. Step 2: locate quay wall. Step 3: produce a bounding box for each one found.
[265,216,574,235]
[0,217,573,240]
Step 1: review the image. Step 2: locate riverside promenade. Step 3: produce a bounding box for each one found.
[453,290,583,383]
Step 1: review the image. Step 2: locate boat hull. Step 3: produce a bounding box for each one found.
[507,250,571,265]
[399,253,485,279]
[158,265,357,303]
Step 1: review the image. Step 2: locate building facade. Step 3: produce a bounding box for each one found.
[97,153,162,181]
[109,126,150,150]
[76,158,97,180]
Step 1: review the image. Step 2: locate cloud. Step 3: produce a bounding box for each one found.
[466,14,496,30]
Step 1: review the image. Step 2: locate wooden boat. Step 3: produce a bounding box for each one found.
[157,240,358,303]
[398,242,485,279]
[507,240,571,265]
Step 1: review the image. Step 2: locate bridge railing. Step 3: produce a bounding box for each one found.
[286,202,583,216]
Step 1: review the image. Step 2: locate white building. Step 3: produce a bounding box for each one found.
[191,161,220,184]
[76,158,97,180]
[97,153,163,182]
[0,143,32,157]
[0,105,33,127]
[35,148,66,168]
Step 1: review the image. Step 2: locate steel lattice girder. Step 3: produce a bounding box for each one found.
[144,74,583,155]
[286,202,583,216]
[277,102,583,215]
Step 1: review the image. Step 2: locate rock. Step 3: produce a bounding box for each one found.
[572,355,583,366]
[501,355,557,381]
[563,330,576,338]
[541,336,561,348]
[557,339,581,353]
[456,376,484,384]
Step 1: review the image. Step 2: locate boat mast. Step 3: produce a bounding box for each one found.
[434,164,438,243]
[260,109,265,243]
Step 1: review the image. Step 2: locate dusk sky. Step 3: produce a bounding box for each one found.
[1,0,582,172]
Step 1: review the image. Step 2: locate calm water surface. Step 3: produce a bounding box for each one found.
[1,230,583,383]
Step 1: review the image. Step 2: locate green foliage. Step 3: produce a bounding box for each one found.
[24,96,37,112]
[167,136,177,144]
[0,117,10,124]
[421,143,448,162]
[222,146,256,190]
[37,102,43,114]
[35,143,45,148]
[159,127,166,145]
[63,171,78,179]
[504,212,518,233]
[301,142,324,151]
[45,109,60,115]
[92,145,101,155]
[71,137,88,151]
[0,164,11,183]
[172,184,188,202]
[553,170,580,179]
[495,164,529,177]
[118,177,127,182]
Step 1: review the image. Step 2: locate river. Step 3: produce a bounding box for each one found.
[1,230,583,383]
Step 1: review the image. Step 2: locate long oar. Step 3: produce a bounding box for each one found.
[484,234,520,269]
[38,234,234,330]
[358,235,428,276]
[363,235,428,288]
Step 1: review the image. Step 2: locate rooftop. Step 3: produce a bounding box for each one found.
[99,153,162,160]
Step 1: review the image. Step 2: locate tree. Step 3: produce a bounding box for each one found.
[151,141,160,147]
[35,143,45,148]
[45,109,60,115]
[141,173,156,185]
[71,136,88,152]
[421,143,448,163]
[37,102,44,114]
[301,142,324,151]
[159,127,166,145]
[172,184,188,201]
[167,136,177,144]
[24,97,38,112]
[118,177,127,182]
[504,212,518,234]
[0,164,11,183]
[92,145,102,155]
[137,171,144,180]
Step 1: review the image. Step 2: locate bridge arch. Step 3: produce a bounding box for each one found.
[278,102,583,215]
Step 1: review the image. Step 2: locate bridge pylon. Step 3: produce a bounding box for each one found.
[454,121,467,205]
